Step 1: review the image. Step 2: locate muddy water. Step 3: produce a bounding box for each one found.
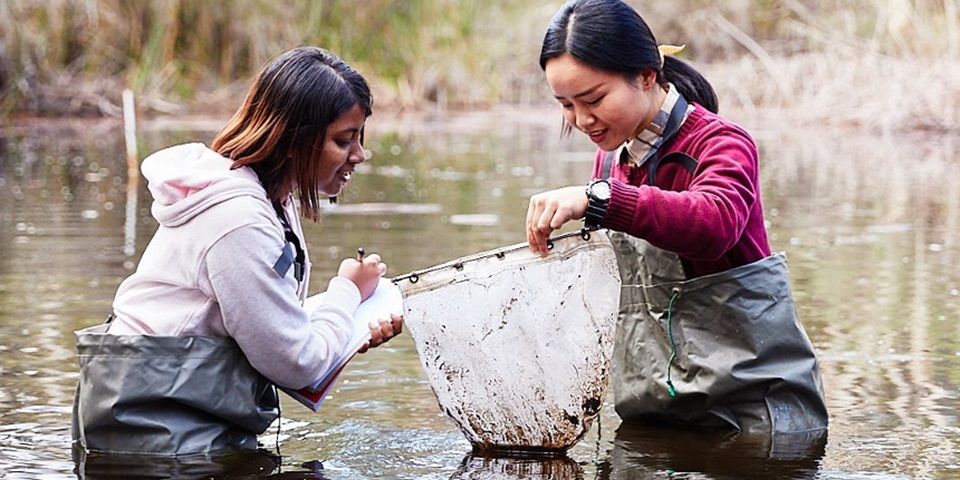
[1,114,958,479]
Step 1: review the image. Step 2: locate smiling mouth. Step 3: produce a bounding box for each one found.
[587,129,607,141]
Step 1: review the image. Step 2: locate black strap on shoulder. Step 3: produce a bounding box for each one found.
[658,152,698,175]
[272,201,305,282]
[600,150,617,180]
[645,93,689,186]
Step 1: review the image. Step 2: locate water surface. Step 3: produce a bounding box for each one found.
[1,113,959,479]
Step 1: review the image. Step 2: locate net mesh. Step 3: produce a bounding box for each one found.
[395,231,621,454]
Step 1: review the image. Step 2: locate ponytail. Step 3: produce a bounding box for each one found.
[542,0,720,114]
[661,56,718,114]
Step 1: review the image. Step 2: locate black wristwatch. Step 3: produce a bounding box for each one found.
[584,179,611,228]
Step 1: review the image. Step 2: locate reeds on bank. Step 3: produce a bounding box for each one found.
[1,0,957,133]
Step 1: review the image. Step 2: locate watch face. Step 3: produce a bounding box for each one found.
[591,181,611,201]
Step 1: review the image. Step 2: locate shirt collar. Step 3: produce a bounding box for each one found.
[622,83,683,165]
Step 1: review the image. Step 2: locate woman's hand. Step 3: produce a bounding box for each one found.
[526,186,589,257]
[358,313,404,353]
[338,253,387,301]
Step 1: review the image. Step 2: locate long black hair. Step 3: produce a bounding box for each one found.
[540,0,718,114]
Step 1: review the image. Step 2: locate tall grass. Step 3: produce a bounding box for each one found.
[672,0,960,133]
[0,0,957,133]
[0,0,548,116]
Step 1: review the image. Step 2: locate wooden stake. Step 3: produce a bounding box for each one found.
[122,89,139,258]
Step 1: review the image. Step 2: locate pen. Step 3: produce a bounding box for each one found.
[357,247,365,262]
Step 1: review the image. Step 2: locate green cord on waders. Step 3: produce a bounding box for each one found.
[665,288,681,398]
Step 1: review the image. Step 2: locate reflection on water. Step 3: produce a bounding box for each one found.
[608,423,827,480]
[73,448,285,479]
[1,116,959,478]
[450,454,583,480]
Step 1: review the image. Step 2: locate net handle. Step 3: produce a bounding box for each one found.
[392,227,599,284]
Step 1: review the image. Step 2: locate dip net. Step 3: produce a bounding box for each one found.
[394,230,621,455]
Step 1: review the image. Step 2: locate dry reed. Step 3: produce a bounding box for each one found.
[1,0,957,134]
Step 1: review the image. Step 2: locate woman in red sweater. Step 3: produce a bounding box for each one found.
[526,0,828,435]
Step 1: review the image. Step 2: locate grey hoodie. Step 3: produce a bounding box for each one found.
[108,142,360,390]
[72,143,370,455]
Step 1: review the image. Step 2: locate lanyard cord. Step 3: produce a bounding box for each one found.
[665,288,681,398]
[274,391,283,456]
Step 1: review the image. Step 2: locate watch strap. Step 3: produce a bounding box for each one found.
[584,180,609,228]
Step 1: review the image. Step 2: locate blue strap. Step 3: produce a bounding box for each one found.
[273,243,296,278]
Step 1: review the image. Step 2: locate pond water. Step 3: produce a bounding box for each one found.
[1,111,959,479]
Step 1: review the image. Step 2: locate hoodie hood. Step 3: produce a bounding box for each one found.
[141,143,268,227]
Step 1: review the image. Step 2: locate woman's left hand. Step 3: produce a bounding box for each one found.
[358,313,403,353]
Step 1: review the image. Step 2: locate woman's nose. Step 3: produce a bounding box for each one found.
[349,140,365,164]
[575,108,595,128]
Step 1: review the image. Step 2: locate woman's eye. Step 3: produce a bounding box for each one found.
[336,139,351,148]
[559,102,573,109]
[586,96,603,106]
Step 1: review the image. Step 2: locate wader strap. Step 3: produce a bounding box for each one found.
[645,93,689,186]
[659,152,698,175]
[272,201,305,282]
[600,150,616,180]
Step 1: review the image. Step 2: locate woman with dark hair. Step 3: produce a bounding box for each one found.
[72,46,402,455]
[526,0,828,435]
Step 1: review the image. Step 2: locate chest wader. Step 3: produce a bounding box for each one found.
[71,324,280,455]
[609,237,828,433]
[601,96,828,433]
[71,200,305,455]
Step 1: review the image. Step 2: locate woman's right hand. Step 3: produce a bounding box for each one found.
[338,254,386,301]
[526,185,589,257]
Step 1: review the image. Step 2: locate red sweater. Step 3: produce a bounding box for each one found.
[592,104,771,277]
